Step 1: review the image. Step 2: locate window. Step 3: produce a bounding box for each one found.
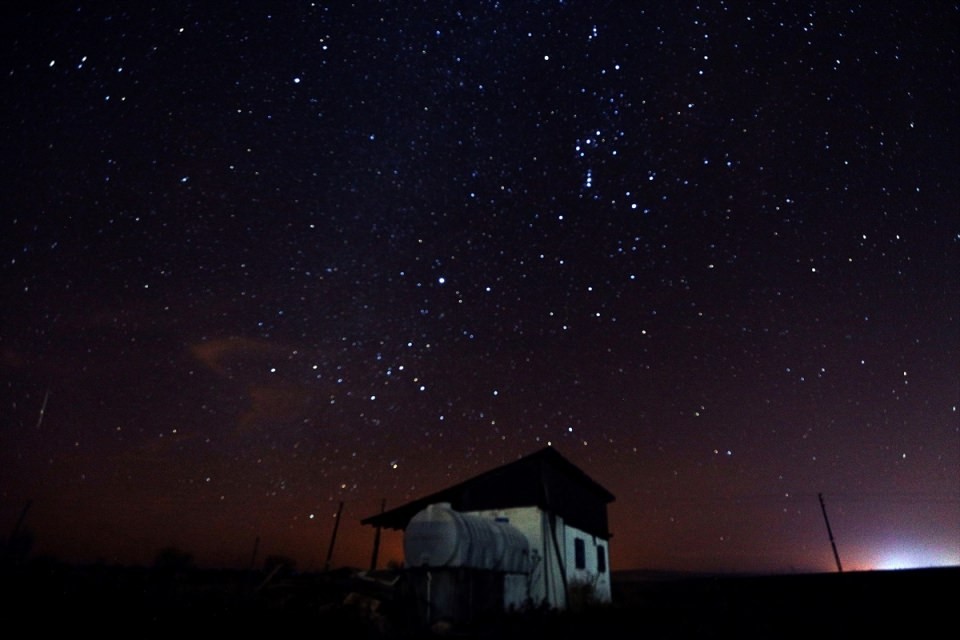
[574,537,586,569]
[597,545,606,573]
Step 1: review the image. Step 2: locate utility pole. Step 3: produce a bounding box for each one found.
[369,498,386,571]
[324,501,344,572]
[818,493,843,573]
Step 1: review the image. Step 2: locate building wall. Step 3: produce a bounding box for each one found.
[469,505,612,608]
[563,523,612,603]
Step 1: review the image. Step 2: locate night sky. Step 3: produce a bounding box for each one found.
[2,2,957,575]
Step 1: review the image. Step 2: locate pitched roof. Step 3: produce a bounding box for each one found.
[361,446,615,538]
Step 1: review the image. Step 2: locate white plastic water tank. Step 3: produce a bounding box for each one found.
[404,503,530,573]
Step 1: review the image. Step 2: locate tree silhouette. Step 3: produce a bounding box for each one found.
[153,546,194,573]
[263,554,297,577]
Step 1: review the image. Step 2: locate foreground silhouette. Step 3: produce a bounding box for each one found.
[2,557,955,639]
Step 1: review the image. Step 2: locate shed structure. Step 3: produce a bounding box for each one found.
[361,446,615,622]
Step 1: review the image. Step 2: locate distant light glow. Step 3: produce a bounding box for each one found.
[868,541,960,570]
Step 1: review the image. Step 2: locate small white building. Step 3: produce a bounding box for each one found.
[361,447,615,624]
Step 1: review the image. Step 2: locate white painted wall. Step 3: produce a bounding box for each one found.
[563,523,612,602]
[469,506,612,608]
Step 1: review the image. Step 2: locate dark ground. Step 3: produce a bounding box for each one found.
[2,558,956,638]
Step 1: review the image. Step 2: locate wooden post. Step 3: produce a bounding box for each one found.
[325,501,344,572]
[818,493,843,573]
[369,498,385,571]
[249,535,260,571]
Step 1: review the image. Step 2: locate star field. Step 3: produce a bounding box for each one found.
[2,2,957,573]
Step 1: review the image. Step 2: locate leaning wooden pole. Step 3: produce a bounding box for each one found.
[9,499,32,542]
[324,501,344,572]
[4,499,33,563]
[818,493,843,573]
